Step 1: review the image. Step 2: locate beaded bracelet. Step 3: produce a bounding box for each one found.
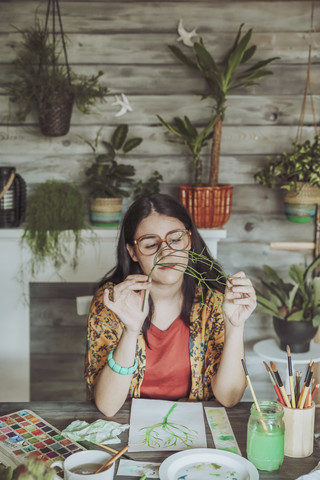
[107,349,138,375]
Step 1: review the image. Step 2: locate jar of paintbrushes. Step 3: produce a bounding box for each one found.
[241,359,285,471]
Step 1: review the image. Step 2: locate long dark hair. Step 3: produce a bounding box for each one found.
[98,194,226,338]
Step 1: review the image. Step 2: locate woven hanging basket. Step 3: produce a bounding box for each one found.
[39,93,74,137]
[284,182,320,205]
[179,184,233,228]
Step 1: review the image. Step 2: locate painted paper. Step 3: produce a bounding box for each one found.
[117,459,160,478]
[204,407,241,455]
[128,399,207,452]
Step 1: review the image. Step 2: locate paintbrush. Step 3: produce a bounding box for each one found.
[299,362,314,409]
[263,361,285,405]
[297,360,313,408]
[312,383,320,401]
[295,371,302,405]
[270,361,291,408]
[286,345,296,408]
[241,359,261,411]
[95,445,129,473]
[241,359,268,432]
[95,443,133,460]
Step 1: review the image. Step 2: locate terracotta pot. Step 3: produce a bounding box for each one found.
[179,184,233,228]
[273,317,318,353]
[89,197,122,226]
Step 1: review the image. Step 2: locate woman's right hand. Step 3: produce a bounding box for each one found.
[103,275,152,333]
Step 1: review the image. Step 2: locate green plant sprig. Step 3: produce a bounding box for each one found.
[138,402,198,448]
[141,247,228,311]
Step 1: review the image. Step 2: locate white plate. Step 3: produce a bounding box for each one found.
[159,448,259,480]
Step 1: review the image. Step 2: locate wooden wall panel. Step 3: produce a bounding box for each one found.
[1,0,319,401]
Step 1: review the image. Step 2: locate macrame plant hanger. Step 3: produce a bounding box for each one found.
[296,1,320,260]
[39,0,74,136]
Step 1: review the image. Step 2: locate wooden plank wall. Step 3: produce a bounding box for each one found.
[1,0,320,401]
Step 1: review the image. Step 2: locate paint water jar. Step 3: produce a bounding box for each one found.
[247,401,284,471]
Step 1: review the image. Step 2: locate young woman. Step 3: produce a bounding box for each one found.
[85,194,256,417]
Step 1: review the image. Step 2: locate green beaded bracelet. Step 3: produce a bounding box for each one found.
[107,349,138,375]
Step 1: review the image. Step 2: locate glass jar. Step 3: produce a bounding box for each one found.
[247,401,284,471]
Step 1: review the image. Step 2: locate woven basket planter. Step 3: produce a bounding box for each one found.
[89,197,123,226]
[284,182,320,223]
[39,93,74,137]
[179,184,233,228]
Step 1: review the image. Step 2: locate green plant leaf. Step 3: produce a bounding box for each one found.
[241,45,257,64]
[193,41,219,80]
[157,115,184,137]
[123,137,143,153]
[168,45,198,69]
[287,310,305,321]
[256,293,282,317]
[223,28,253,88]
[111,124,128,150]
[312,314,320,327]
[183,116,198,139]
[303,255,320,282]
[287,283,300,312]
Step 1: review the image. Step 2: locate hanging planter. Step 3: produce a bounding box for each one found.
[39,92,74,137]
[7,0,108,137]
[284,181,320,223]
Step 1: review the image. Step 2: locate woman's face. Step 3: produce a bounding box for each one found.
[126,212,191,287]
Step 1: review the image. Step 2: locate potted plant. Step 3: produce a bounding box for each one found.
[83,125,141,226]
[256,256,320,353]
[7,20,108,136]
[159,23,278,228]
[133,170,163,201]
[23,180,88,274]
[254,135,320,223]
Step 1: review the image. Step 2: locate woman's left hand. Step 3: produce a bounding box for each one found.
[222,271,256,328]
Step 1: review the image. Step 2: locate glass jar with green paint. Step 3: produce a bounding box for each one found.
[247,401,284,471]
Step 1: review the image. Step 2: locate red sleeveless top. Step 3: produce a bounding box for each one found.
[140,316,191,399]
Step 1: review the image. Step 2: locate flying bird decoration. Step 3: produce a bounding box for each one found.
[112,93,133,117]
[177,18,198,47]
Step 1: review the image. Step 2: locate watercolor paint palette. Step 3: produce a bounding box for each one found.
[0,409,84,469]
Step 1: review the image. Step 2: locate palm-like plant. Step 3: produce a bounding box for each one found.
[156,115,216,186]
[256,256,320,326]
[169,24,279,186]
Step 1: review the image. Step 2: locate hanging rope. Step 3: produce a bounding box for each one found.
[44,0,71,85]
[296,0,318,143]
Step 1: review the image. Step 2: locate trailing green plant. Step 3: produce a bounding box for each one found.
[23,180,87,274]
[254,135,320,191]
[156,115,216,186]
[165,23,278,186]
[7,21,108,122]
[142,245,227,310]
[133,170,163,200]
[0,457,55,480]
[256,256,320,327]
[84,125,142,198]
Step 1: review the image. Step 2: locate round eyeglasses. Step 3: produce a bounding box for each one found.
[133,229,191,256]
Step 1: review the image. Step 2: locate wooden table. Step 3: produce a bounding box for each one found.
[0,401,319,479]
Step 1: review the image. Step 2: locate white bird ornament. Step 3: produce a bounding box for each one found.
[177,18,198,47]
[112,93,133,117]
